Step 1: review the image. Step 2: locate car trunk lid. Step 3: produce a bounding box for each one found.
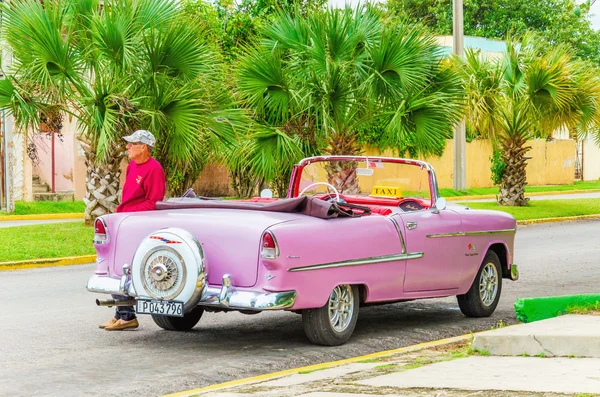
[110,208,304,287]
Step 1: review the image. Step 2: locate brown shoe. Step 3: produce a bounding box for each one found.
[99,317,118,329]
[104,318,139,331]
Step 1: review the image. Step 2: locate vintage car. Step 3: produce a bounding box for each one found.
[87,156,519,345]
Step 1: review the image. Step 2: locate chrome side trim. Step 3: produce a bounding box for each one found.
[199,286,296,310]
[389,215,407,254]
[426,229,517,238]
[287,252,424,273]
[87,274,137,296]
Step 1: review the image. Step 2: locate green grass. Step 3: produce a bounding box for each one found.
[565,301,600,315]
[470,348,491,356]
[0,222,95,262]
[0,201,85,216]
[459,199,600,221]
[439,180,600,197]
[374,364,401,370]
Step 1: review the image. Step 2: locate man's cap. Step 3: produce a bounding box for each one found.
[123,130,156,147]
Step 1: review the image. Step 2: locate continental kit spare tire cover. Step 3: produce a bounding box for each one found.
[131,228,207,313]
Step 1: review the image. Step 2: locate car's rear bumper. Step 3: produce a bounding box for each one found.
[86,273,137,296]
[86,274,296,311]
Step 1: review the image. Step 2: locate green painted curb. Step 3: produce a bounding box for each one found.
[514,294,600,323]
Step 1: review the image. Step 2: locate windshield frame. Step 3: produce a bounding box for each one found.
[287,155,442,208]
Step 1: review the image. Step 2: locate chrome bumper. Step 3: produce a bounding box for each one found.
[86,273,296,311]
[509,264,519,281]
[86,273,137,297]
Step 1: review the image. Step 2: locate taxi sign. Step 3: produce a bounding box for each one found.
[371,186,401,198]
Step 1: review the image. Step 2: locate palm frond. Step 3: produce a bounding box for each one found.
[2,0,81,101]
[236,46,291,124]
[141,20,217,81]
[234,125,303,181]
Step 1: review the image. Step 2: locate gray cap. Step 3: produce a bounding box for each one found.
[123,130,156,147]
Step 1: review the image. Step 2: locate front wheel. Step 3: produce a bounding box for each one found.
[302,284,359,346]
[152,306,204,331]
[457,250,502,317]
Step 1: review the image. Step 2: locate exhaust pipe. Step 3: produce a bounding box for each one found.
[96,298,137,307]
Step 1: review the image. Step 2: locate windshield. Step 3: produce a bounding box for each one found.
[296,159,432,201]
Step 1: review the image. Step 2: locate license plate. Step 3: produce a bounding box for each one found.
[136,299,184,317]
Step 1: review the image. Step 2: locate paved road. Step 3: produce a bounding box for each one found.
[1,219,599,397]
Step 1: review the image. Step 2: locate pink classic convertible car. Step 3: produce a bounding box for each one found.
[87,156,518,345]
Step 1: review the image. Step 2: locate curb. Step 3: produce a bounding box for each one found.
[446,189,600,202]
[0,255,96,271]
[162,334,472,397]
[516,214,600,225]
[515,294,600,323]
[0,213,83,221]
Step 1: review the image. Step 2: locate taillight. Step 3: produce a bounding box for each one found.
[261,231,279,259]
[94,217,109,244]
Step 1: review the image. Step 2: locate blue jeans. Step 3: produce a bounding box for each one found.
[111,294,136,321]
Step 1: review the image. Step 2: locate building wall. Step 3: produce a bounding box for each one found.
[32,115,81,194]
[583,139,600,181]
[366,138,574,189]
[526,139,575,186]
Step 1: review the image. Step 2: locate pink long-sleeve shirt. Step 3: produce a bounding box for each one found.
[116,158,165,213]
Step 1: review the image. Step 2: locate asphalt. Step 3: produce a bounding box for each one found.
[173,314,600,397]
[2,191,600,397]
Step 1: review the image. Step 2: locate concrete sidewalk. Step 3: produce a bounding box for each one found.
[172,315,600,397]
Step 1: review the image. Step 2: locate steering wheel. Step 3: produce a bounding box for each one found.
[299,182,340,202]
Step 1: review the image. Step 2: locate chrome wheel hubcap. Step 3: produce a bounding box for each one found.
[479,263,499,306]
[328,285,354,332]
[142,247,186,300]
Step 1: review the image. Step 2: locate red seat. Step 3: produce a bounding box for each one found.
[366,206,393,216]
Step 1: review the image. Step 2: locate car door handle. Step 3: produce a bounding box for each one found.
[406,221,418,230]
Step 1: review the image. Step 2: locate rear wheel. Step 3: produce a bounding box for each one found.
[457,250,502,317]
[152,306,204,331]
[302,284,359,346]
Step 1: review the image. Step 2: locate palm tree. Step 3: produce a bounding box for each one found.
[0,0,244,223]
[458,34,600,206]
[235,5,464,196]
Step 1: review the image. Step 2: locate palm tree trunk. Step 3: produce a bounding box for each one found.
[325,161,359,194]
[498,137,530,206]
[325,131,362,194]
[81,141,124,225]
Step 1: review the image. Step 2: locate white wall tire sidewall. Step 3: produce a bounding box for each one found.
[131,228,205,310]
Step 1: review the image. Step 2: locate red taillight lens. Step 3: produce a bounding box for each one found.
[94,218,109,244]
[261,231,279,259]
[94,219,106,235]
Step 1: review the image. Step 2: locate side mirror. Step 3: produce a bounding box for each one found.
[435,197,447,211]
[260,188,273,198]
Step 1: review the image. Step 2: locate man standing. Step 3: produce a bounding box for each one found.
[100,129,166,331]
